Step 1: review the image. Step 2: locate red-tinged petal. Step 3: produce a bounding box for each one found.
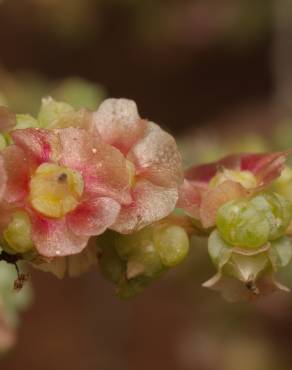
[67,197,120,236]
[2,145,29,203]
[240,151,291,185]
[31,215,88,257]
[128,122,183,188]
[93,98,146,155]
[58,127,131,204]
[0,155,7,202]
[177,179,201,219]
[11,128,58,165]
[200,180,248,228]
[0,107,16,133]
[112,179,178,234]
[185,154,241,185]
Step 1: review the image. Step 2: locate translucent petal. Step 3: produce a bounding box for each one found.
[93,98,146,154]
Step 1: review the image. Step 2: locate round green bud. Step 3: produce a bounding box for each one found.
[153,225,190,267]
[216,200,270,249]
[250,192,292,241]
[3,211,34,254]
[15,114,38,129]
[115,228,164,279]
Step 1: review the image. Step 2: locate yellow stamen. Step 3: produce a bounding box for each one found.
[29,163,84,218]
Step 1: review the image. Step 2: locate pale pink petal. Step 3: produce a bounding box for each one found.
[93,98,146,154]
[31,215,88,257]
[112,179,178,233]
[200,180,248,228]
[128,122,183,188]
[11,128,57,165]
[2,145,29,203]
[58,127,131,205]
[177,179,202,219]
[0,107,16,132]
[67,197,120,236]
[0,155,7,202]
[203,273,288,303]
[240,151,291,186]
[34,240,98,278]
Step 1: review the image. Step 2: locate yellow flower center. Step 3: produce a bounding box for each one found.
[209,169,257,190]
[29,163,84,218]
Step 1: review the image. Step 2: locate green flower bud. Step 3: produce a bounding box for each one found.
[3,211,34,254]
[250,192,292,241]
[216,200,270,249]
[37,97,73,128]
[52,78,106,110]
[115,228,164,279]
[15,114,38,129]
[153,225,189,267]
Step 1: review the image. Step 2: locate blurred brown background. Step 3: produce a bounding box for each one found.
[1,1,292,369]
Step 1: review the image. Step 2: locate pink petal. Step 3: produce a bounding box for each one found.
[0,107,16,133]
[2,145,29,203]
[93,98,146,155]
[112,179,178,234]
[240,151,291,186]
[31,215,88,257]
[0,155,7,202]
[200,180,247,228]
[34,239,98,278]
[128,122,183,188]
[58,127,131,205]
[67,197,120,236]
[11,128,57,165]
[177,179,201,219]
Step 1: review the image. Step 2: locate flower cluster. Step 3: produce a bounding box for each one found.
[1,97,292,302]
[0,98,184,282]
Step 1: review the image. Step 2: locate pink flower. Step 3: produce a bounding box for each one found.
[0,127,132,257]
[178,152,291,228]
[93,99,183,233]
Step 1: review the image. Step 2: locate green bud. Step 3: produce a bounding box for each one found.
[52,78,106,110]
[3,211,34,254]
[216,200,270,249]
[115,228,164,279]
[37,97,73,128]
[15,114,38,129]
[250,192,292,240]
[153,225,189,267]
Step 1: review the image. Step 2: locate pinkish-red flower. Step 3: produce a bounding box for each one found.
[178,151,291,228]
[0,127,132,257]
[93,99,183,233]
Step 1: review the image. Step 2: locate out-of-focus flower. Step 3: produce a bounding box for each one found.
[0,125,131,258]
[93,98,183,233]
[178,152,291,228]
